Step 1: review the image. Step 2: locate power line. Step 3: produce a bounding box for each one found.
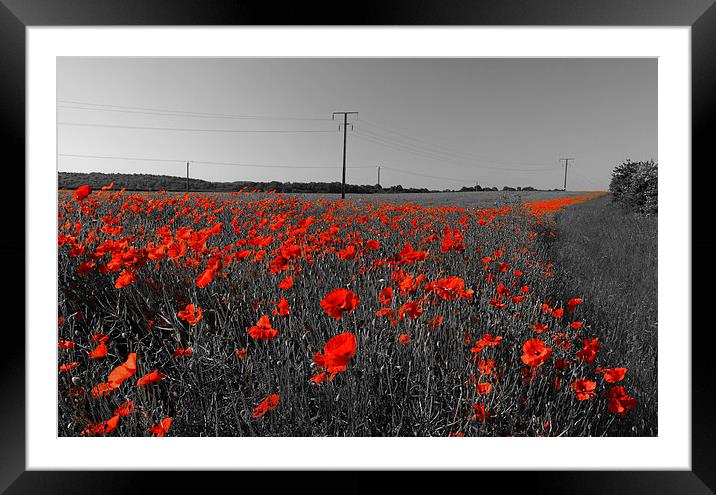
[354,131,558,173]
[57,100,332,121]
[57,122,337,134]
[357,118,556,168]
[381,166,474,184]
[58,153,372,170]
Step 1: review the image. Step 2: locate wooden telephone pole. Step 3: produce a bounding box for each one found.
[332,111,358,199]
[560,158,574,191]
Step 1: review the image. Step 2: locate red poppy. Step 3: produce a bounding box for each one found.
[567,298,583,312]
[606,386,637,415]
[472,403,489,422]
[428,315,444,329]
[247,314,278,340]
[597,367,627,383]
[532,323,549,334]
[576,338,602,363]
[552,307,565,318]
[59,362,80,372]
[88,342,108,359]
[399,301,424,320]
[475,382,493,395]
[149,417,173,436]
[107,352,137,387]
[273,297,290,317]
[114,400,134,417]
[252,394,280,418]
[278,276,293,290]
[520,338,552,368]
[314,332,357,374]
[570,378,597,400]
[570,321,583,329]
[399,333,413,345]
[235,348,248,360]
[82,414,120,436]
[114,269,136,289]
[177,304,203,326]
[58,340,76,349]
[320,288,359,319]
[173,347,193,358]
[73,184,92,202]
[136,369,166,387]
[378,287,393,306]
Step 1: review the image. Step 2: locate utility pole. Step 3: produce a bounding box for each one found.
[186,161,190,193]
[560,158,574,191]
[377,165,381,187]
[332,111,358,199]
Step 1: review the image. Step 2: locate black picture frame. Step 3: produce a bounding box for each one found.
[3,1,712,493]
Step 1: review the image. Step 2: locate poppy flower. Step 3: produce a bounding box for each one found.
[567,298,583,312]
[399,301,424,320]
[59,362,80,372]
[475,382,493,395]
[114,269,136,289]
[252,394,280,418]
[195,268,216,288]
[91,352,137,398]
[88,342,108,359]
[177,304,203,326]
[114,400,134,417]
[520,338,552,368]
[470,334,503,353]
[597,367,627,383]
[320,288,359,319]
[472,403,489,422]
[136,369,166,388]
[570,378,597,400]
[149,417,173,436]
[576,338,602,363]
[477,359,495,376]
[173,347,193,358]
[83,414,120,436]
[273,297,290,316]
[58,340,76,349]
[428,315,444,329]
[314,332,357,374]
[570,321,583,329]
[107,352,137,388]
[378,287,393,306]
[73,184,92,202]
[436,276,471,301]
[278,276,293,290]
[399,333,413,345]
[606,386,637,415]
[552,307,565,318]
[235,348,248,360]
[248,314,279,340]
[532,323,549,334]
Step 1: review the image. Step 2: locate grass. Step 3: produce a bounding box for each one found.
[544,194,657,435]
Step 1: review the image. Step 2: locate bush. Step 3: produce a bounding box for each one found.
[609,160,657,214]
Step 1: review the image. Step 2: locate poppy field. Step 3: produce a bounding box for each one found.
[57,185,654,437]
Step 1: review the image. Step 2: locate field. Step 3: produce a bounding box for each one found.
[57,186,656,437]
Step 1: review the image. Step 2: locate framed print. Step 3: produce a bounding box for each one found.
[3,0,714,493]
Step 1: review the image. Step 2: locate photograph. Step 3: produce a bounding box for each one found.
[55,57,658,438]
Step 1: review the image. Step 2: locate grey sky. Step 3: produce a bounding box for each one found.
[57,58,656,191]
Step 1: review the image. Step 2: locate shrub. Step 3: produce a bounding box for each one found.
[609,160,657,215]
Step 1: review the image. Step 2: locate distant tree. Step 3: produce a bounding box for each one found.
[502,186,516,191]
[609,159,657,214]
